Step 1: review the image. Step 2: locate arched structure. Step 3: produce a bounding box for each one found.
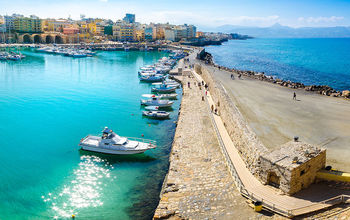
[33,35,42,44]
[55,35,64,44]
[23,34,32,43]
[45,35,54,44]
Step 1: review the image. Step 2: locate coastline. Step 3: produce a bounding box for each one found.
[198,50,350,99]
[152,48,350,219]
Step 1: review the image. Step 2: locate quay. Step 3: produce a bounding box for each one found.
[154,63,255,219]
[154,50,350,219]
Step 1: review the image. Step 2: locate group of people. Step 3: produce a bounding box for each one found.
[231,73,242,80]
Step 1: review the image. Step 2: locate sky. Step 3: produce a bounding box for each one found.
[1,0,350,29]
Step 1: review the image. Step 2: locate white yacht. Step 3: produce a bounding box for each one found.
[79,127,156,155]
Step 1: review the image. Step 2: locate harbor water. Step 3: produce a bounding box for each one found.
[205,38,350,91]
[0,49,181,219]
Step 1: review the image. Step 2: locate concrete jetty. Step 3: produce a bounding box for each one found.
[153,73,256,219]
[154,50,350,219]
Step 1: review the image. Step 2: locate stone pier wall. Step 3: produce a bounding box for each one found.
[195,64,268,174]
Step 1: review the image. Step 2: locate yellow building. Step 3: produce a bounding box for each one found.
[155,26,165,40]
[120,23,135,41]
[134,29,145,41]
[14,16,42,33]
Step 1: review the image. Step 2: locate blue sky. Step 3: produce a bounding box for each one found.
[1,0,350,29]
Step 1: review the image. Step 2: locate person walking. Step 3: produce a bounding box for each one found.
[293,92,297,100]
[188,82,190,88]
[211,105,214,112]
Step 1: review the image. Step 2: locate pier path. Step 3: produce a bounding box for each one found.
[153,74,258,219]
[188,53,350,217]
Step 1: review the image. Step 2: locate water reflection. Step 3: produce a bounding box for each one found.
[42,155,113,218]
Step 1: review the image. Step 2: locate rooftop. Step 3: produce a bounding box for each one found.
[261,141,325,170]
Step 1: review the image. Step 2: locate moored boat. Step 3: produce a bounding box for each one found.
[141,96,174,107]
[142,110,170,119]
[151,84,177,93]
[79,127,156,155]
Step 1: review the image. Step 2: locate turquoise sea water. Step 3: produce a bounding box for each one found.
[0,49,181,219]
[205,38,350,91]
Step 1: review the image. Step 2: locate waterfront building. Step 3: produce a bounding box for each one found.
[144,27,155,41]
[112,22,122,41]
[155,25,165,40]
[185,24,196,39]
[123,13,135,24]
[164,28,175,41]
[104,25,113,36]
[42,19,72,32]
[4,14,23,32]
[14,15,42,33]
[196,31,204,38]
[120,23,135,41]
[134,29,145,41]
[95,24,105,35]
[63,27,79,35]
[174,27,187,41]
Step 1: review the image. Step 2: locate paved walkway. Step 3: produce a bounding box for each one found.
[191,68,350,217]
[153,75,257,219]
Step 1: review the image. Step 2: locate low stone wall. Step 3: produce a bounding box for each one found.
[195,64,268,174]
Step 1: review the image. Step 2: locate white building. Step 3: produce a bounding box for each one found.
[164,28,175,41]
[4,14,23,32]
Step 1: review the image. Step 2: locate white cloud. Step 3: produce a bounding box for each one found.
[298,16,344,23]
[145,11,279,27]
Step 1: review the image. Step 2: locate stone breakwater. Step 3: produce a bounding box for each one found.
[153,75,255,219]
[194,64,268,176]
[199,50,350,99]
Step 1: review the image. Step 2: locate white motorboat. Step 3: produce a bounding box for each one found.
[139,74,164,82]
[151,84,177,93]
[142,110,170,119]
[142,93,177,100]
[152,81,180,88]
[141,96,174,107]
[79,127,156,155]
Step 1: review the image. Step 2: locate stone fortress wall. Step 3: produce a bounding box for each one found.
[195,62,326,195]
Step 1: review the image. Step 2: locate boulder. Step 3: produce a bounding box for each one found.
[342,90,350,98]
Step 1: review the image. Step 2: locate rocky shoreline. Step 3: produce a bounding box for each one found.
[199,50,350,99]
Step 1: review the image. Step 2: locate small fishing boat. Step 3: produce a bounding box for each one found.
[79,127,156,155]
[152,81,180,88]
[141,96,174,107]
[139,74,164,82]
[145,106,159,111]
[151,84,177,93]
[142,110,170,119]
[142,93,177,100]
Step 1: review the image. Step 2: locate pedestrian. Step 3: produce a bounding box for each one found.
[188,82,190,88]
[202,96,204,101]
[293,92,297,100]
[238,74,241,79]
[205,90,208,96]
[211,105,214,112]
[202,81,204,86]
[214,108,218,115]
[231,74,234,79]
[217,101,220,107]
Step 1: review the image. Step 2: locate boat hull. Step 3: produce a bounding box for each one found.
[80,144,148,155]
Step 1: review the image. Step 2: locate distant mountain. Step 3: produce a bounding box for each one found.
[207,23,350,38]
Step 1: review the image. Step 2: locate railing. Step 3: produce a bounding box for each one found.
[126,137,157,146]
